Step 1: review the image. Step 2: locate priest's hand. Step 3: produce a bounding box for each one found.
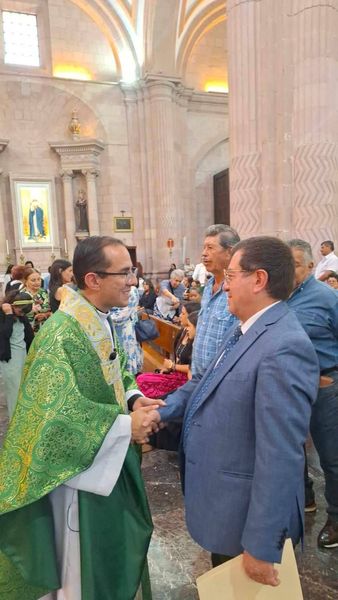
[242,551,280,586]
[132,397,166,411]
[131,407,161,444]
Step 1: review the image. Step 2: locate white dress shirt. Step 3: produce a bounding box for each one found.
[315,252,338,278]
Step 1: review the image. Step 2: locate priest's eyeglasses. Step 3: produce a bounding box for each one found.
[95,267,138,282]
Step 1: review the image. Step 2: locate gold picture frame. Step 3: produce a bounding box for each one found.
[114,217,133,232]
[10,176,56,248]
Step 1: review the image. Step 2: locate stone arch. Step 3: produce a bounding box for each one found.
[68,0,141,79]
[192,135,229,171]
[176,0,226,77]
[192,137,230,258]
[0,78,108,145]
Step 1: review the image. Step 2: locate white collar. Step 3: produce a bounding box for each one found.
[241,301,281,334]
[96,308,110,321]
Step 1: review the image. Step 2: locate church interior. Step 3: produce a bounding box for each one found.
[0,1,338,598]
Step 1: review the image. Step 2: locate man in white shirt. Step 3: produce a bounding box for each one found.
[192,262,209,285]
[315,240,338,281]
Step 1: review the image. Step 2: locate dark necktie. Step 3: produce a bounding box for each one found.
[183,325,243,451]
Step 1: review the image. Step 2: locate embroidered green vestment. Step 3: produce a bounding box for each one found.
[0,291,153,600]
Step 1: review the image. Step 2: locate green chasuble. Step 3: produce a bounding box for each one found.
[0,288,153,600]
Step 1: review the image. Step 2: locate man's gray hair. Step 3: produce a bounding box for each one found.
[205,224,240,250]
[170,269,184,280]
[287,239,313,263]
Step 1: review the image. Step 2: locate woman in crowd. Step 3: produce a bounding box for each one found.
[48,259,73,313]
[188,287,202,302]
[327,272,338,290]
[110,286,143,375]
[183,275,194,300]
[168,263,176,278]
[23,267,51,333]
[0,290,34,418]
[3,264,14,290]
[136,302,200,397]
[5,265,26,294]
[138,279,157,313]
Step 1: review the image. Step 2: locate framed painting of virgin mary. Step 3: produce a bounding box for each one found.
[10,176,56,248]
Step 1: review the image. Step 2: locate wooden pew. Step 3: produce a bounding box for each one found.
[141,314,181,371]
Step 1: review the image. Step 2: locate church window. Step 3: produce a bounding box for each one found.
[2,10,40,67]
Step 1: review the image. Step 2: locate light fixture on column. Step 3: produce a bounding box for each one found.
[167,238,174,258]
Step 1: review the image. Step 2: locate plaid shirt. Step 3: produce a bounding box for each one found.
[191,277,238,377]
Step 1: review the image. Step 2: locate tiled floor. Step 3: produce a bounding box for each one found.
[0,382,337,599]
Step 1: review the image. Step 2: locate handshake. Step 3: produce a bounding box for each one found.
[130,397,165,444]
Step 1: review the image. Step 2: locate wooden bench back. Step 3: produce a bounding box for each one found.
[147,315,181,355]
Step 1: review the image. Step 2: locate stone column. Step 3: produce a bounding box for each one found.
[227,0,263,239]
[60,170,76,258]
[83,169,100,236]
[227,0,338,248]
[123,87,153,271]
[291,0,338,248]
[144,77,183,271]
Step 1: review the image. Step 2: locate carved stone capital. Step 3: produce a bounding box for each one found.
[0,139,9,153]
[60,170,74,180]
[82,169,100,180]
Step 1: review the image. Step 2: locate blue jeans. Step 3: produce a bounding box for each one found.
[310,371,338,521]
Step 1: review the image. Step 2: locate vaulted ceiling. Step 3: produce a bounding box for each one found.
[69,0,227,87]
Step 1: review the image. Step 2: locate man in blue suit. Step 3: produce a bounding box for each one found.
[156,237,319,586]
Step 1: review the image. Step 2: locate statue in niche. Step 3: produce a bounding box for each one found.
[75,189,89,231]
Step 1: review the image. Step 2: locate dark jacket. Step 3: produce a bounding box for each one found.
[0,310,34,362]
[139,290,157,311]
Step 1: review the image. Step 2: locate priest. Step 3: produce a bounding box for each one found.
[0,236,161,600]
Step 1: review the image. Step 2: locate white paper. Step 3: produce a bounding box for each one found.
[197,539,303,600]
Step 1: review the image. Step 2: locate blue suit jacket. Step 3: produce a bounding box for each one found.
[159,302,319,562]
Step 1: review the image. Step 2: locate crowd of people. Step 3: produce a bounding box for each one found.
[0,229,337,599]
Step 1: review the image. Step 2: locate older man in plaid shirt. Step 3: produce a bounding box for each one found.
[191,224,240,377]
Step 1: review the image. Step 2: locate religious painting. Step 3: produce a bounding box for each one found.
[11,178,55,248]
[114,216,133,232]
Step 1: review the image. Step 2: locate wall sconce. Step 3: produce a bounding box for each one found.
[167,238,174,257]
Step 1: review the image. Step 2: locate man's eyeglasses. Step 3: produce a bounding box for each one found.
[223,269,253,282]
[95,267,138,282]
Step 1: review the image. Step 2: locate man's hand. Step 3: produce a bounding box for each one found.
[242,551,280,586]
[132,397,166,411]
[130,406,161,444]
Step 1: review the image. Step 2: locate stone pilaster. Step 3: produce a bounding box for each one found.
[123,87,153,271]
[83,169,100,236]
[60,170,76,258]
[144,76,183,270]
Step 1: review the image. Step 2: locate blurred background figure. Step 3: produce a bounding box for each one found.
[5,265,26,294]
[153,269,185,321]
[3,264,14,290]
[168,263,176,278]
[49,259,73,313]
[326,272,338,290]
[110,285,143,375]
[137,302,200,397]
[138,279,157,313]
[22,267,51,333]
[0,290,34,418]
